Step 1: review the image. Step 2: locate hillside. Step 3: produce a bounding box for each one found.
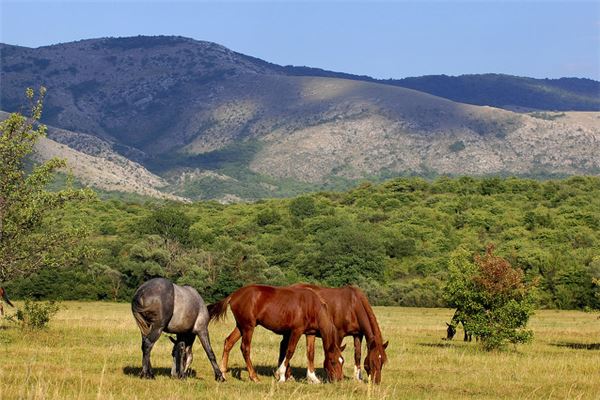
[1,36,599,200]
[284,67,600,111]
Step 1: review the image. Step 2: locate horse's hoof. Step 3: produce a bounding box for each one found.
[215,373,226,382]
[139,372,155,380]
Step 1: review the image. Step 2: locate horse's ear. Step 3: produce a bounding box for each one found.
[169,336,176,344]
[383,341,389,350]
[446,322,451,327]
[340,343,347,352]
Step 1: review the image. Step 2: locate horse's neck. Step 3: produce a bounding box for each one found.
[353,292,380,346]
[451,309,462,324]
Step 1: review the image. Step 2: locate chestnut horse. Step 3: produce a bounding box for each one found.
[0,287,14,316]
[291,284,388,384]
[208,285,344,383]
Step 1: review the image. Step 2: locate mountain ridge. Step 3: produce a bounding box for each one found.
[1,35,599,201]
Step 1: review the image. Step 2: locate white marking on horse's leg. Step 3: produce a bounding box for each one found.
[354,365,362,381]
[171,357,177,378]
[276,360,287,383]
[306,368,321,384]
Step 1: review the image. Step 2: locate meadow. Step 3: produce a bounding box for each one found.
[0,302,598,399]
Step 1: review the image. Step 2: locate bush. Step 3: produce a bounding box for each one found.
[7,299,61,330]
[445,245,536,350]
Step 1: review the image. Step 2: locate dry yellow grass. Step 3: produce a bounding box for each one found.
[0,302,599,399]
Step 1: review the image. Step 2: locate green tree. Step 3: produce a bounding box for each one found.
[445,245,536,350]
[0,88,94,282]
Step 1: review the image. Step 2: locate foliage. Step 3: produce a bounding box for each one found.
[5,299,61,330]
[0,88,95,282]
[5,175,600,309]
[445,245,536,350]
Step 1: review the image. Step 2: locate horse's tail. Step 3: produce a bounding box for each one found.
[1,288,14,308]
[207,295,231,323]
[131,296,152,337]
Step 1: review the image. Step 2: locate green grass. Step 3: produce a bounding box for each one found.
[1,303,599,399]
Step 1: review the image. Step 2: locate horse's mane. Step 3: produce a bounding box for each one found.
[350,286,384,348]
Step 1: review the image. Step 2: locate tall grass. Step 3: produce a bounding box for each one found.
[0,303,598,399]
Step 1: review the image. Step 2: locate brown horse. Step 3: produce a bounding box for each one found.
[208,285,344,383]
[0,287,14,316]
[291,284,388,384]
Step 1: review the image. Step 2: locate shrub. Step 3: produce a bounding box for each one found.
[7,299,61,330]
[445,244,536,350]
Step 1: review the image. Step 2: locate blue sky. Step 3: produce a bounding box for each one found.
[1,1,599,80]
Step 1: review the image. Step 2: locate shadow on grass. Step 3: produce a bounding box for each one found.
[418,342,455,348]
[552,342,600,350]
[228,365,327,382]
[122,366,197,378]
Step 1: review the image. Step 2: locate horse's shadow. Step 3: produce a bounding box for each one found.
[552,342,600,350]
[229,365,326,382]
[122,366,197,378]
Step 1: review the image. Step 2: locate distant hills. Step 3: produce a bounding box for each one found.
[1,36,599,201]
[283,67,600,112]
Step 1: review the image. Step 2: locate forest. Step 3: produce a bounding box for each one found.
[6,175,600,310]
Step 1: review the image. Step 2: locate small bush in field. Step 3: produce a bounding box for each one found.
[445,244,537,350]
[6,299,61,330]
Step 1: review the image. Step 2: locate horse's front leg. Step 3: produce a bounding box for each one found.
[305,334,321,384]
[183,334,196,377]
[196,325,225,382]
[276,329,302,383]
[353,335,363,381]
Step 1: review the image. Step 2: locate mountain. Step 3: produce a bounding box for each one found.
[0,111,185,201]
[1,36,599,201]
[283,68,600,112]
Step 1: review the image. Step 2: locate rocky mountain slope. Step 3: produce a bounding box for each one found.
[1,36,599,200]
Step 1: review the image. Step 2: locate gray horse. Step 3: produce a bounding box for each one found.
[131,278,224,381]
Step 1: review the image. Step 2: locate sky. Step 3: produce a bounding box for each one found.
[1,1,599,80]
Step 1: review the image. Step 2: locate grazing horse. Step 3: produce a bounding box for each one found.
[131,278,224,381]
[290,284,388,384]
[445,309,473,342]
[0,287,14,316]
[208,284,344,383]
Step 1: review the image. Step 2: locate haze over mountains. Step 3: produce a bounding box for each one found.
[1,36,599,201]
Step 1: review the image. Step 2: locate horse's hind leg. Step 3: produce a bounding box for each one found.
[196,325,225,382]
[221,326,241,375]
[140,327,162,379]
[353,334,363,381]
[305,334,321,384]
[240,326,259,382]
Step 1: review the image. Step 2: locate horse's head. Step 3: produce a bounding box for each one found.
[363,340,388,384]
[323,343,346,382]
[170,337,188,379]
[445,322,457,341]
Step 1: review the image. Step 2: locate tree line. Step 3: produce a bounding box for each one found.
[6,174,600,310]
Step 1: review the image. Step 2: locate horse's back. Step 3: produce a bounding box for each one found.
[229,284,323,333]
[165,284,207,333]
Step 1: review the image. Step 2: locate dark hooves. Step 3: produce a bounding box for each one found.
[215,373,226,382]
[139,372,155,379]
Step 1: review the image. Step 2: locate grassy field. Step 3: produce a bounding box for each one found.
[0,302,599,399]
